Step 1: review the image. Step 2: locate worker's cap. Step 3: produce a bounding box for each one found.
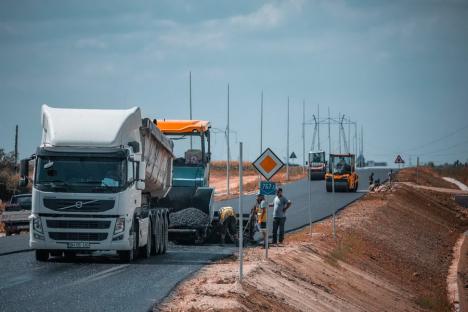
[277,187,283,193]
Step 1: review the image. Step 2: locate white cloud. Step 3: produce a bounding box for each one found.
[75,38,107,49]
[229,3,284,29]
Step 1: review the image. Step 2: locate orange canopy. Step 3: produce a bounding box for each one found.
[155,120,210,134]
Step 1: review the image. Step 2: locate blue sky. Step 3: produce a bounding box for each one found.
[1,0,467,165]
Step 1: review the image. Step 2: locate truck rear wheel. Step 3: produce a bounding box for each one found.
[161,211,168,254]
[152,213,161,255]
[35,250,49,262]
[157,212,164,254]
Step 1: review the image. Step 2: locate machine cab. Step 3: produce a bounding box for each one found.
[155,120,211,188]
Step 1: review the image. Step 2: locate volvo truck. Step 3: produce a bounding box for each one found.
[20,105,174,262]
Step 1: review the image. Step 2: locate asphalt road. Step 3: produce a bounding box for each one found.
[215,168,391,236]
[0,167,389,312]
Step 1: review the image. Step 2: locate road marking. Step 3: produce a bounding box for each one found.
[65,264,129,287]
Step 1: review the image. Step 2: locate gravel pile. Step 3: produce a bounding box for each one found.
[169,207,209,229]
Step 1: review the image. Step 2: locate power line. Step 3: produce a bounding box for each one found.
[405,123,468,152]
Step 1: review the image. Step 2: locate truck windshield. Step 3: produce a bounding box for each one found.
[167,134,205,167]
[35,156,126,193]
[329,156,352,174]
[311,153,325,164]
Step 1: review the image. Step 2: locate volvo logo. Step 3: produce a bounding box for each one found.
[75,201,83,209]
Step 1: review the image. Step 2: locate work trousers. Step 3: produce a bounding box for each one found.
[272,217,286,244]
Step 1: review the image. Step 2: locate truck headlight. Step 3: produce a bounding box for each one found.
[30,215,43,234]
[114,217,125,235]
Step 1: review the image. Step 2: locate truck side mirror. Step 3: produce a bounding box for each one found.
[20,158,29,177]
[19,158,30,187]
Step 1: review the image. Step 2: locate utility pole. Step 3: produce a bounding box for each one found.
[227,84,230,196]
[338,113,342,154]
[238,142,244,282]
[328,107,331,155]
[348,116,351,153]
[189,71,193,149]
[354,123,357,156]
[302,100,305,168]
[260,90,263,154]
[286,97,290,181]
[14,125,18,168]
[317,104,321,151]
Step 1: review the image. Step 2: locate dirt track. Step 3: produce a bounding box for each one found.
[158,173,468,311]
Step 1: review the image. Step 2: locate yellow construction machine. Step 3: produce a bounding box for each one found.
[325,153,359,192]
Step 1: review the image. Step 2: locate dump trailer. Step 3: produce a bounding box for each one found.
[155,120,216,243]
[325,153,359,192]
[20,105,174,262]
[308,151,327,180]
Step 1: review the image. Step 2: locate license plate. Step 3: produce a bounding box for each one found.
[67,242,90,249]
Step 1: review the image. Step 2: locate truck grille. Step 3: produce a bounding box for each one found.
[49,232,108,241]
[43,199,115,212]
[46,220,111,229]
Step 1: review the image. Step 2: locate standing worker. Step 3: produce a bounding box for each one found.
[272,188,291,246]
[368,172,374,186]
[255,193,267,247]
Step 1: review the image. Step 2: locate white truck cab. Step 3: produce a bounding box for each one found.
[21,105,173,262]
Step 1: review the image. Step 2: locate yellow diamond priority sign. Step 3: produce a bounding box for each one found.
[253,148,284,181]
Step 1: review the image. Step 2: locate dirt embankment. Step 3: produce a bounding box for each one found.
[210,161,306,201]
[395,166,459,189]
[158,183,468,311]
[435,166,468,187]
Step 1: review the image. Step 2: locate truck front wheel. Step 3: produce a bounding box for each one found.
[118,222,137,263]
[35,250,49,262]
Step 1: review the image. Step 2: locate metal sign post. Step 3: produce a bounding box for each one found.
[307,153,312,235]
[260,181,276,260]
[265,200,269,259]
[238,142,243,283]
[331,166,336,240]
[253,148,284,260]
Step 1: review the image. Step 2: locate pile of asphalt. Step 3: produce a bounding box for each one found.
[169,207,209,229]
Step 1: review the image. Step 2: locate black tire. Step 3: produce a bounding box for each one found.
[155,213,162,255]
[141,221,152,259]
[353,182,359,192]
[150,215,158,256]
[5,230,11,236]
[35,250,49,262]
[157,212,164,254]
[161,211,168,254]
[118,220,137,263]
